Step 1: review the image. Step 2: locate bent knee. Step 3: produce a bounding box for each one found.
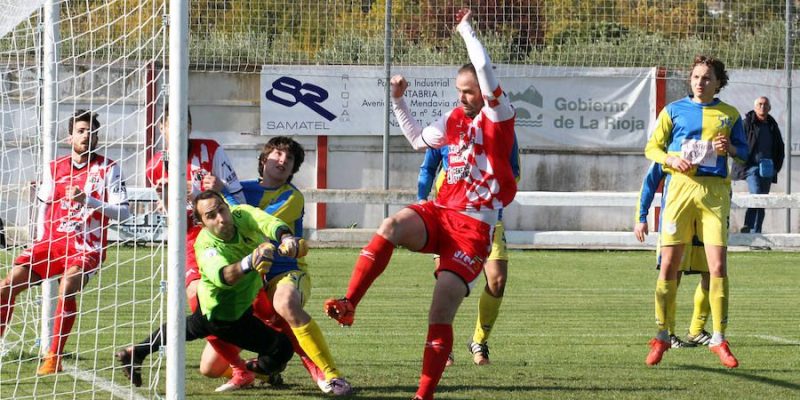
[486,280,506,297]
[376,217,400,240]
[198,363,224,378]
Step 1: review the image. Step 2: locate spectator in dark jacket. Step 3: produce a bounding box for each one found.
[731,96,785,233]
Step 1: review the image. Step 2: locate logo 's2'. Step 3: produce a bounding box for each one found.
[266,76,337,121]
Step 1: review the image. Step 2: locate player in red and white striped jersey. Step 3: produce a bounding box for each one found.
[324,9,517,400]
[0,110,131,375]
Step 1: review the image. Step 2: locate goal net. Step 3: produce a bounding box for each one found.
[0,1,167,398]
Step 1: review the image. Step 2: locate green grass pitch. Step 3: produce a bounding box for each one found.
[1,247,798,399]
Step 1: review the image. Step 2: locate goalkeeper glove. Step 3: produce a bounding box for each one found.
[278,237,308,259]
[241,242,276,275]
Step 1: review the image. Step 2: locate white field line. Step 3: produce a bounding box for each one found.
[64,365,150,400]
[325,331,800,342]
[751,335,800,345]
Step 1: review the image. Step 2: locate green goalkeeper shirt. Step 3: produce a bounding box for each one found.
[194,204,289,321]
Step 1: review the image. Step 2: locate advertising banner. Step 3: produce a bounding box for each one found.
[261,65,656,149]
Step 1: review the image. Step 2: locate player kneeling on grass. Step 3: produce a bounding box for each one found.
[116,190,302,388]
[0,110,131,375]
[198,136,352,395]
[117,105,259,392]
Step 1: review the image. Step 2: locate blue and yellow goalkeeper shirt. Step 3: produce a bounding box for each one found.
[194,204,289,321]
[645,96,748,178]
[238,180,306,280]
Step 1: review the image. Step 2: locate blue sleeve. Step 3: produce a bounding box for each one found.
[234,180,269,208]
[510,134,520,180]
[730,116,749,165]
[635,163,664,223]
[220,187,241,206]
[417,148,443,201]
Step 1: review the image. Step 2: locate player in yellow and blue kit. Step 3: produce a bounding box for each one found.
[643,55,747,368]
[634,162,712,348]
[237,136,351,395]
[418,135,519,366]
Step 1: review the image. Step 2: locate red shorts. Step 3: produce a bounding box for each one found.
[185,225,202,287]
[407,202,492,286]
[14,240,101,279]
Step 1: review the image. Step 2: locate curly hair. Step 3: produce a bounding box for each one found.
[689,55,729,93]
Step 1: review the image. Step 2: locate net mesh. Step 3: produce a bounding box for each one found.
[180,0,793,73]
[1,1,167,398]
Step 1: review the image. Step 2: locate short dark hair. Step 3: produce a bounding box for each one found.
[68,109,100,134]
[458,63,477,78]
[258,136,305,183]
[162,103,193,125]
[192,190,226,223]
[690,55,729,93]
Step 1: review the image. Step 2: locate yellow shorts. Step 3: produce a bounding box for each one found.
[680,244,709,273]
[656,238,708,273]
[487,220,508,261]
[265,270,311,307]
[660,174,730,247]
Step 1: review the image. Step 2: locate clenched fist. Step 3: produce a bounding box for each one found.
[242,242,276,275]
[278,237,308,259]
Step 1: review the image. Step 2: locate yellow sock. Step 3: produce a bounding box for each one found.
[709,277,729,335]
[667,282,678,335]
[292,319,340,381]
[654,279,678,334]
[688,282,710,336]
[472,288,503,344]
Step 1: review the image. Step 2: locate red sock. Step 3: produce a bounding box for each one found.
[0,294,17,337]
[345,234,394,306]
[416,323,453,400]
[50,297,77,355]
[207,337,245,369]
[301,355,323,382]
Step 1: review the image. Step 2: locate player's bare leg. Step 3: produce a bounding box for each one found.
[0,266,39,337]
[325,208,426,326]
[199,342,230,378]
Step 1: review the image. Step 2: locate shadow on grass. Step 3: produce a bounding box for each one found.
[356,383,690,400]
[676,364,800,391]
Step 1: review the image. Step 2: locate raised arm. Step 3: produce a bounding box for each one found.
[390,75,447,150]
[210,146,246,205]
[456,9,513,122]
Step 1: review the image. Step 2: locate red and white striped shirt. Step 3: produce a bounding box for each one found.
[146,138,244,204]
[37,155,129,254]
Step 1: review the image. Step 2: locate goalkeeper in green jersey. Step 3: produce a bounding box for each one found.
[117,190,302,387]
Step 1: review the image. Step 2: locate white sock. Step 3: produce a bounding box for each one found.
[710,332,725,346]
